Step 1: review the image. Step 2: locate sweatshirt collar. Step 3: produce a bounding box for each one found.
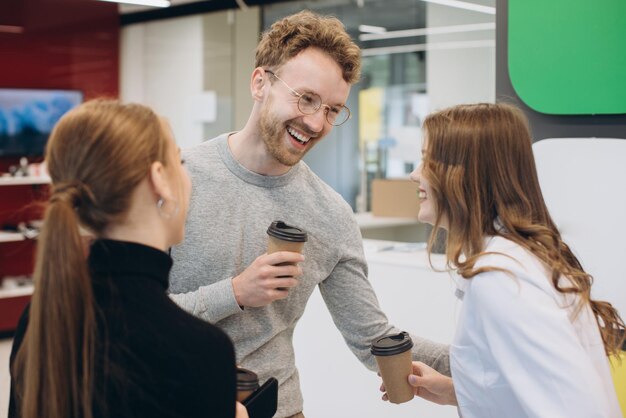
[216,133,302,188]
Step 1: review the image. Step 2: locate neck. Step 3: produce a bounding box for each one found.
[228,122,292,177]
[102,222,169,252]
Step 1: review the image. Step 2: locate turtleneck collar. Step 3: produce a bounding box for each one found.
[89,239,172,290]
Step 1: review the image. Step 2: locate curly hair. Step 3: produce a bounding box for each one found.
[422,102,625,357]
[256,10,361,84]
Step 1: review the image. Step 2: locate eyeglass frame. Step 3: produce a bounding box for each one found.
[264,69,351,126]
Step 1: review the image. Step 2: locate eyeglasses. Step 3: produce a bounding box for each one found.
[265,70,351,126]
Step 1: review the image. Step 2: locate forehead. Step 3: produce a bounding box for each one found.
[159,118,178,146]
[277,48,350,104]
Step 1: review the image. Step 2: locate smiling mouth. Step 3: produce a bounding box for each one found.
[287,126,312,145]
[418,190,427,199]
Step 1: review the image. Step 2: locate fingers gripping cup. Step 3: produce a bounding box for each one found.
[236,367,260,402]
[371,331,414,404]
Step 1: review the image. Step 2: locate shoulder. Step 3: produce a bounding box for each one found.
[297,162,355,216]
[294,163,359,244]
[473,236,544,278]
[166,299,233,347]
[182,134,226,172]
[466,237,556,314]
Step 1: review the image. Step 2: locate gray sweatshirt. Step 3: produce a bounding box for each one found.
[169,134,450,417]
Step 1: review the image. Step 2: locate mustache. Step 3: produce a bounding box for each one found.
[286,119,319,138]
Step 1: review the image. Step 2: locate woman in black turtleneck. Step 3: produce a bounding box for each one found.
[8,100,247,418]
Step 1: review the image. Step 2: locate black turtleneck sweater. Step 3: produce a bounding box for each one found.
[9,239,236,418]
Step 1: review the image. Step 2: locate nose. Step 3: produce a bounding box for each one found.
[409,162,422,183]
[302,108,326,133]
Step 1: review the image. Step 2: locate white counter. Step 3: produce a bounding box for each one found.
[294,239,459,418]
[355,212,430,243]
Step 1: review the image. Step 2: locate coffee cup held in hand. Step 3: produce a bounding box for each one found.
[266,220,307,254]
[236,367,260,402]
[266,220,307,289]
[371,331,414,404]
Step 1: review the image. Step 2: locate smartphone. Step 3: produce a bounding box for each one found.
[242,377,278,418]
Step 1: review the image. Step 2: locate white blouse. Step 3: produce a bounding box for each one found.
[450,236,621,418]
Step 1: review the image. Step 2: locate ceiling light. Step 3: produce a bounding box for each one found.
[362,39,495,57]
[359,24,387,34]
[97,0,170,7]
[421,0,495,15]
[359,22,494,41]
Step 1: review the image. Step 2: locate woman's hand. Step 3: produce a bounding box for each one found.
[408,361,457,406]
[235,401,249,418]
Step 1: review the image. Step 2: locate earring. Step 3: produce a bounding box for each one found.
[157,197,179,219]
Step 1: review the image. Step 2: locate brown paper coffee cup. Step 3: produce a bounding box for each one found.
[266,220,307,254]
[236,367,259,402]
[266,221,307,288]
[371,332,414,404]
[267,235,305,254]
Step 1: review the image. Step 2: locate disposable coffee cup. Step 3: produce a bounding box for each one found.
[267,221,307,289]
[266,220,307,255]
[371,331,414,404]
[236,367,259,402]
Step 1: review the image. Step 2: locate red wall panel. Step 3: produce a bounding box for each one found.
[0,0,120,98]
[0,0,120,332]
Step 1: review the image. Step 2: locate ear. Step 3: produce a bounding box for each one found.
[149,161,173,202]
[251,67,267,102]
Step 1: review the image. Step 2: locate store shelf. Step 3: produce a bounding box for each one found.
[0,284,34,299]
[0,232,25,243]
[0,176,51,186]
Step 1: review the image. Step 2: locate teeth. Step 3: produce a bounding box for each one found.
[418,191,427,199]
[287,127,310,143]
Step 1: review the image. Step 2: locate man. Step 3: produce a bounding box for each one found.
[169,10,449,418]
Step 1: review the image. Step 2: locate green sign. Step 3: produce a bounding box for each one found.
[508,0,626,115]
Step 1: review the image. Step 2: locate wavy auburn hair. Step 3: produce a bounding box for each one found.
[422,102,624,357]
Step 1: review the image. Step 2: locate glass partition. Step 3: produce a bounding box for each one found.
[263,0,495,211]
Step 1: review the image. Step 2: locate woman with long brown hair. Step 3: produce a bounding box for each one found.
[385,103,624,417]
[8,99,245,418]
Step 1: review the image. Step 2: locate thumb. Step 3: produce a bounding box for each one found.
[408,374,420,387]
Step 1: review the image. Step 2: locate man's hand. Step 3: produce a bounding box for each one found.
[232,251,304,307]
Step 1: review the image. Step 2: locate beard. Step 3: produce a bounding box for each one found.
[258,98,312,167]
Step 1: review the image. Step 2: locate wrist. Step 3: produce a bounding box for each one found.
[231,276,244,308]
[447,378,457,405]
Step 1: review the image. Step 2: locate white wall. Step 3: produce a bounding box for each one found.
[120,15,205,149]
[120,8,259,149]
[426,3,496,111]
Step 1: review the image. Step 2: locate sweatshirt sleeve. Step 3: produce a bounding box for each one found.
[318,220,450,376]
[169,278,243,323]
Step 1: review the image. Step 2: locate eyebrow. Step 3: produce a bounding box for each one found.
[271,70,346,108]
[306,89,346,108]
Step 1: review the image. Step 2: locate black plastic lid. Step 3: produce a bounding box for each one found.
[370,332,414,356]
[236,368,260,391]
[266,220,308,243]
